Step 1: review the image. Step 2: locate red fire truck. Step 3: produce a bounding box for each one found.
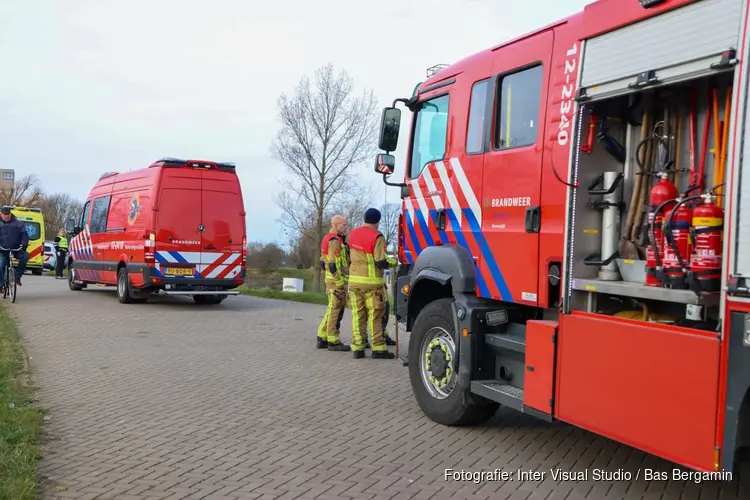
[373,0,750,475]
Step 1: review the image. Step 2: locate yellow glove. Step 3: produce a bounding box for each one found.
[386,257,398,267]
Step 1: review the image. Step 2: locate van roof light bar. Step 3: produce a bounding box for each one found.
[153,157,236,172]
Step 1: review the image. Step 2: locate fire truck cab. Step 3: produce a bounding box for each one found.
[374,0,750,475]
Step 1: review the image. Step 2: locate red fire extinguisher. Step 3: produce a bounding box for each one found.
[646,173,678,286]
[689,193,724,292]
[661,196,693,289]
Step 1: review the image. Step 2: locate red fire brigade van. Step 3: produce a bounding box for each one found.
[64,158,247,305]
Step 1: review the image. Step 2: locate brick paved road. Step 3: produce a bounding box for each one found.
[6,274,750,499]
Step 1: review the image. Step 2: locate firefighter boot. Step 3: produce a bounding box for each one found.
[353,350,365,359]
[371,350,395,359]
[368,337,395,347]
[328,341,350,351]
[316,337,329,349]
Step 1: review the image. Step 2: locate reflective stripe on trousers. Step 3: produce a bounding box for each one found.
[349,286,386,352]
[318,282,346,343]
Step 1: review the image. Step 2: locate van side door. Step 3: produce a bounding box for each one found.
[71,200,92,263]
[481,30,554,305]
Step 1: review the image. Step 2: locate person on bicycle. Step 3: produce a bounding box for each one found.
[0,206,29,287]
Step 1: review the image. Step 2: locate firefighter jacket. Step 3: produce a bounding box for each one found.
[320,230,349,287]
[347,224,389,290]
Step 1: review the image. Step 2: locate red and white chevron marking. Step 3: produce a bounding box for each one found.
[70,225,94,260]
[155,251,243,279]
[200,251,243,279]
[404,158,482,231]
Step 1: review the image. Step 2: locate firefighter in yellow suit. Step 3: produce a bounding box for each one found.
[316,215,351,351]
[347,208,396,359]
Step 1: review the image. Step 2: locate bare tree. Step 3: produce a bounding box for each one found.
[271,63,380,291]
[37,192,83,238]
[285,227,319,270]
[380,202,400,253]
[328,183,375,229]
[245,241,286,271]
[282,185,375,272]
[0,174,43,207]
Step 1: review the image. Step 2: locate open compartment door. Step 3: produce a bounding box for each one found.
[577,0,743,104]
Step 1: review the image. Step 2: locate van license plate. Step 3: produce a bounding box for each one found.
[163,267,194,276]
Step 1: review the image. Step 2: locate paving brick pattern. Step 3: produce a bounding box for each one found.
[7,275,750,499]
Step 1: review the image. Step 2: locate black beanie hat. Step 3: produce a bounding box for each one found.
[364,208,381,224]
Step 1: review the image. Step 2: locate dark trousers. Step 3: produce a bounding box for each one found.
[56,249,67,277]
[0,250,28,286]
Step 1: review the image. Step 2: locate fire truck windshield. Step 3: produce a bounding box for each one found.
[409,94,449,178]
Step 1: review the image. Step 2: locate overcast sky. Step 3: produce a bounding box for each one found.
[0,0,590,244]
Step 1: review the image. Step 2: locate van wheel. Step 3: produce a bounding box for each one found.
[68,261,84,291]
[117,267,133,304]
[31,268,42,276]
[193,294,225,305]
[408,298,499,426]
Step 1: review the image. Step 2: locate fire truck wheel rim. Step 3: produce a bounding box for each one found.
[419,326,457,399]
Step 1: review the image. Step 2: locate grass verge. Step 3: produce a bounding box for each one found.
[238,285,396,313]
[238,286,328,305]
[0,304,44,500]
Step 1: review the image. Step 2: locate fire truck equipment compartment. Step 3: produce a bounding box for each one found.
[557,311,720,471]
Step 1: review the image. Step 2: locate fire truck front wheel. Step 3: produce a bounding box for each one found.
[408,298,499,426]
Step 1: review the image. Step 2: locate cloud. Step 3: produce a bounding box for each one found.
[0,0,590,242]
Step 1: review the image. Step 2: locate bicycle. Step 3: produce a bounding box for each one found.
[0,245,22,303]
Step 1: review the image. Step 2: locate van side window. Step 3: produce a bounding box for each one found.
[495,65,543,150]
[79,201,92,229]
[409,94,450,178]
[466,79,489,155]
[89,196,111,234]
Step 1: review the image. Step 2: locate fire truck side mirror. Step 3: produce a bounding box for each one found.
[374,153,395,175]
[378,107,401,152]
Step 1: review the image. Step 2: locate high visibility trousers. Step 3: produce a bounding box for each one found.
[349,286,386,352]
[318,283,346,343]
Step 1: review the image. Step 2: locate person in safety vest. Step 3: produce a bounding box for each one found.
[347,208,397,359]
[316,214,351,351]
[54,229,68,279]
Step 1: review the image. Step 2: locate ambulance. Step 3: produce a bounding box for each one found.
[10,206,45,275]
